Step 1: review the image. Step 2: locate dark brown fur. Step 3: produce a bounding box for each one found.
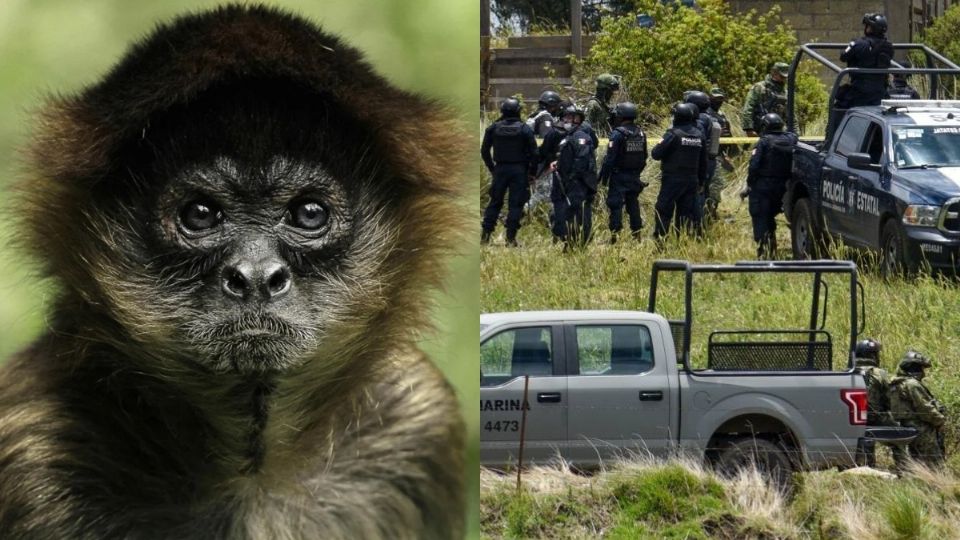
[0,5,467,539]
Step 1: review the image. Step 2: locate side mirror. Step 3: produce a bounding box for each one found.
[847,152,881,172]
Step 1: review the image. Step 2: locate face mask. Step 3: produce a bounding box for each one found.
[562,121,575,131]
[710,99,722,111]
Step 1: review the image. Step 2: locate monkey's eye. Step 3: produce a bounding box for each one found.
[179,199,224,232]
[288,200,328,230]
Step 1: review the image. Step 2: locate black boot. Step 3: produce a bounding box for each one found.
[481,230,491,245]
[609,232,618,245]
[505,230,519,247]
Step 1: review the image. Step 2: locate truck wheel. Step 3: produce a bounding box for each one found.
[715,437,793,489]
[790,198,822,260]
[880,219,917,278]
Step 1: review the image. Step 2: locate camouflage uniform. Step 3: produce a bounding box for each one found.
[705,87,732,221]
[585,73,619,137]
[890,363,946,468]
[741,65,788,134]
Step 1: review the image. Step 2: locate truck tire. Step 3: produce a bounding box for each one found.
[880,219,917,278]
[715,437,793,489]
[790,198,823,260]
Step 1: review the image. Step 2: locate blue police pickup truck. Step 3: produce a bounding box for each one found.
[786,100,960,275]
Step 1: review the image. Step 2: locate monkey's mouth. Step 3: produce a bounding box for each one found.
[197,312,313,372]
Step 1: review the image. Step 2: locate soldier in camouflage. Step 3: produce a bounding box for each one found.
[854,338,905,468]
[705,87,733,222]
[741,63,788,136]
[889,351,947,470]
[585,73,619,137]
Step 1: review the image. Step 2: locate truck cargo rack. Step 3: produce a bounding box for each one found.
[648,260,864,373]
[785,42,960,141]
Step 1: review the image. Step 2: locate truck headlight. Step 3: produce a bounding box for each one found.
[902,205,940,227]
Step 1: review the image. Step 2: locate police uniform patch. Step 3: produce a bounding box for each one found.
[608,141,614,148]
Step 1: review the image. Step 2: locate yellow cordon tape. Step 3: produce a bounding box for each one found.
[597,135,825,146]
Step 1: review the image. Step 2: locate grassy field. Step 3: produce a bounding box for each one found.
[480,130,960,538]
[0,1,478,537]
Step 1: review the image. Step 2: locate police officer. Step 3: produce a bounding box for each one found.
[684,90,720,228]
[706,87,733,221]
[536,102,576,240]
[600,102,648,244]
[839,13,894,108]
[854,338,902,467]
[481,97,538,246]
[555,104,599,248]
[527,90,562,138]
[651,102,706,240]
[742,63,789,136]
[889,351,947,469]
[585,73,620,137]
[886,61,921,100]
[747,113,797,259]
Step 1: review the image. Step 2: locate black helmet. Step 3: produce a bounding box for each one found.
[760,113,785,133]
[683,90,710,114]
[538,90,562,108]
[672,102,697,123]
[855,338,882,362]
[500,97,522,117]
[561,103,584,124]
[863,13,888,35]
[899,350,932,371]
[614,102,638,120]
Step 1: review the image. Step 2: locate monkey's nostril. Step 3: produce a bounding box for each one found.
[222,267,251,299]
[265,266,291,299]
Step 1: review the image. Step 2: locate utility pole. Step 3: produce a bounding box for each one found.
[571,0,582,58]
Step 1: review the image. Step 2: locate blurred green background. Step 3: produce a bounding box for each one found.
[0,0,479,537]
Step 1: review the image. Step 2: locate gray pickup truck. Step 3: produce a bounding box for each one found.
[481,261,911,480]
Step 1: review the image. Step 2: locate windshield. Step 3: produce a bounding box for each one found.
[892,126,960,169]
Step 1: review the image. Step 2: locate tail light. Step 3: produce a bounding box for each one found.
[841,389,868,425]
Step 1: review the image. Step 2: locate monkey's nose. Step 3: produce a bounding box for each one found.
[221,263,291,301]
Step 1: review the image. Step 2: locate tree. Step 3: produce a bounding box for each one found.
[492,0,635,34]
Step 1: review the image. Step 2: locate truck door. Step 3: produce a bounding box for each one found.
[564,322,672,463]
[480,325,567,466]
[845,120,885,246]
[823,115,872,237]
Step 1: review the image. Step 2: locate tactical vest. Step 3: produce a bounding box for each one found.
[614,126,647,170]
[558,128,597,187]
[755,132,796,178]
[492,119,527,164]
[861,365,892,424]
[526,109,555,138]
[661,126,702,176]
[699,113,721,159]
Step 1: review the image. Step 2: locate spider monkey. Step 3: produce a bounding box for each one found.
[0,5,467,539]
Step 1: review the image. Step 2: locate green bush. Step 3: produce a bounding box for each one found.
[923,4,960,65]
[573,0,826,132]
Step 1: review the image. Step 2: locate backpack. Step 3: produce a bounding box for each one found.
[863,366,892,423]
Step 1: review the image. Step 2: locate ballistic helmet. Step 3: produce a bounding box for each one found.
[538,90,562,108]
[672,102,697,123]
[614,102,639,120]
[683,90,710,114]
[500,97,522,117]
[899,350,932,372]
[855,338,882,363]
[863,13,888,35]
[596,73,620,92]
[760,113,785,133]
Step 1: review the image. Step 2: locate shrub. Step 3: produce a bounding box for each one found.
[573,0,827,132]
[923,4,960,66]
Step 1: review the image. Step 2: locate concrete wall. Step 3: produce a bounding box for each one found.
[727,0,899,46]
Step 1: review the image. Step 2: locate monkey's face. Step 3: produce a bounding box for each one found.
[108,83,394,374]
